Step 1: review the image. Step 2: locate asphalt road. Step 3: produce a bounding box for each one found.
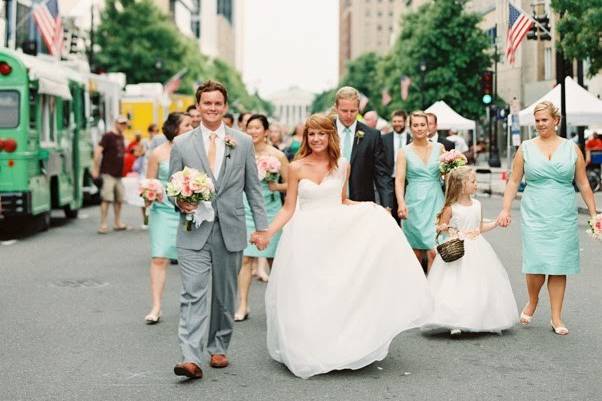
[1,196,601,401]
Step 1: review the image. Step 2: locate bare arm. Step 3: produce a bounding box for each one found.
[264,163,300,239]
[146,149,160,179]
[480,206,498,234]
[574,144,598,217]
[92,145,103,178]
[394,150,408,219]
[496,147,525,227]
[342,162,360,205]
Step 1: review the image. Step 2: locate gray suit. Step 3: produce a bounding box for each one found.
[169,125,268,364]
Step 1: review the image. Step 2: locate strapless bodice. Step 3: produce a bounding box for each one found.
[297,159,347,212]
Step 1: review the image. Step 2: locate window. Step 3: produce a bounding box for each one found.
[544,47,553,80]
[0,91,20,128]
[62,100,71,130]
[41,95,56,144]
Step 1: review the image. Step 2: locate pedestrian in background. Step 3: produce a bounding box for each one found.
[284,122,304,161]
[269,122,288,151]
[223,113,235,128]
[497,101,598,336]
[186,104,202,129]
[235,114,289,321]
[427,113,454,151]
[238,112,252,132]
[395,111,445,273]
[363,110,378,129]
[382,110,411,224]
[144,112,193,324]
[92,116,129,234]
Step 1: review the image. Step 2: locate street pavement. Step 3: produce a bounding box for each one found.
[1,196,601,401]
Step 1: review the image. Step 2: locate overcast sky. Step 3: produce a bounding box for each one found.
[241,0,339,97]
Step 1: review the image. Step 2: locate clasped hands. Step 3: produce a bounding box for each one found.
[177,200,197,214]
[250,231,271,251]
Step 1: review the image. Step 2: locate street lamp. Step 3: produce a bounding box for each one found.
[154,59,164,82]
[419,60,426,109]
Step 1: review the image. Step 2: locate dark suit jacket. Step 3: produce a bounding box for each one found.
[437,134,455,151]
[343,121,393,208]
[381,131,411,224]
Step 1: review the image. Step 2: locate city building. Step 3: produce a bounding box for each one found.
[267,86,315,129]
[339,0,404,77]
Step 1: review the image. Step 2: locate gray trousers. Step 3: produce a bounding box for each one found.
[177,222,242,364]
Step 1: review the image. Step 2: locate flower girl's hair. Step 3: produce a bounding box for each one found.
[436,166,473,224]
[297,114,341,170]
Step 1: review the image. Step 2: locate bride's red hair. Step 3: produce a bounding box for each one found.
[296,114,341,170]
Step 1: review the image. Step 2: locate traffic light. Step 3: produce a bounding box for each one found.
[69,32,79,54]
[481,71,493,104]
[535,15,551,40]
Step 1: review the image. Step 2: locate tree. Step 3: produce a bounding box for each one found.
[552,0,602,76]
[379,0,492,119]
[341,53,383,113]
[311,88,337,113]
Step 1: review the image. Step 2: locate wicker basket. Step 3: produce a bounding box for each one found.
[436,231,465,263]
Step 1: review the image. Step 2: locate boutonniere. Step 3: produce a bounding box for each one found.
[355,130,365,139]
[224,135,237,149]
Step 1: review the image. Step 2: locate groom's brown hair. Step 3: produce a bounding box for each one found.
[196,80,229,104]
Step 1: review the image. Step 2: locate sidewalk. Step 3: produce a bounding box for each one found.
[474,164,602,215]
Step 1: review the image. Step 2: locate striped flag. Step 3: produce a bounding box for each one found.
[164,68,188,95]
[400,75,412,101]
[32,0,63,57]
[505,3,533,64]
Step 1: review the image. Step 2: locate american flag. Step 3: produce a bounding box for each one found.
[32,0,63,57]
[164,68,188,95]
[505,3,533,64]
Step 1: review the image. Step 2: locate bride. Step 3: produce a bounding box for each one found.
[251,114,433,379]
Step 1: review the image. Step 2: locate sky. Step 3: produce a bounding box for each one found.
[241,0,339,98]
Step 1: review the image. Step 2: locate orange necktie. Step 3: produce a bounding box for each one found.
[208,132,217,175]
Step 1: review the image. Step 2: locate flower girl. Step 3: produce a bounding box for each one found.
[423,166,518,335]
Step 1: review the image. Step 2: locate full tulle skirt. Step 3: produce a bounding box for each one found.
[266,203,433,379]
[423,236,518,333]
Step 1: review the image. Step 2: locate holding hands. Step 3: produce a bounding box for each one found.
[177,200,198,214]
[496,209,512,228]
[397,202,408,220]
[250,231,271,251]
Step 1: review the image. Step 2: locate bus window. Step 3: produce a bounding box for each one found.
[29,88,37,130]
[41,95,57,145]
[0,90,20,128]
[62,100,71,130]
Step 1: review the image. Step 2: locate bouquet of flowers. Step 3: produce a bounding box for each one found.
[587,214,602,240]
[439,149,468,175]
[138,178,164,225]
[257,155,281,182]
[166,167,216,231]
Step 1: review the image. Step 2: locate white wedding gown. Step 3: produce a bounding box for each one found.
[422,200,518,333]
[265,160,433,379]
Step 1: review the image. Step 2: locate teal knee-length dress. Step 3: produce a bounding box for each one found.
[149,160,179,259]
[402,145,444,250]
[244,181,282,258]
[521,138,578,275]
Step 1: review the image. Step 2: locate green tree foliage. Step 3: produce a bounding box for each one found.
[95,0,272,114]
[380,0,492,119]
[311,88,337,113]
[552,0,602,76]
[341,52,383,113]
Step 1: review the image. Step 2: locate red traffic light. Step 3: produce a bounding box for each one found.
[481,71,493,95]
[0,61,12,76]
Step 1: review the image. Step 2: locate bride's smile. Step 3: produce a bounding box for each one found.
[307,129,329,153]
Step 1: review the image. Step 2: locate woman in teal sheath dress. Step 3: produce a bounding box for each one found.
[235,114,289,321]
[144,112,193,324]
[395,111,445,273]
[497,101,597,335]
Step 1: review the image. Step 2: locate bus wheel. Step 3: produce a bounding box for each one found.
[39,212,51,231]
[64,205,79,219]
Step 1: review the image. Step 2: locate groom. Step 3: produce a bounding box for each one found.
[169,80,268,379]
[334,86,393,208]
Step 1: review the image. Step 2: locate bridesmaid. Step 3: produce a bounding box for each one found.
[395,110,445,273]
[497,101,597,335]
[235,114,289,321]
[144,112,192,324]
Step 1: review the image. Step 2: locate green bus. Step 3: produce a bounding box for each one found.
[0,49,92,230]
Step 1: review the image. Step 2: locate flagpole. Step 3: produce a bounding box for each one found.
[509,1,552,36]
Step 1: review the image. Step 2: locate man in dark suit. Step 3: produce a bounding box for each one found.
[426,112,454,151]
[334,86,393,209]
[382,110,411,224]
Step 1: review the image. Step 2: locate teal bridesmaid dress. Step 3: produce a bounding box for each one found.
[244,181,282,258]
[149,160,179,259]
[521,138,578,275]
[402,144,444,250]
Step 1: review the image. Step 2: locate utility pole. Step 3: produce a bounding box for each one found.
[89,4,95,72]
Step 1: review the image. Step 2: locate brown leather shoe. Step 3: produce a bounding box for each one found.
[209,354,229,368]
[174,362,203,379]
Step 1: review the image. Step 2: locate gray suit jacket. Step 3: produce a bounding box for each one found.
[169,126,268,252]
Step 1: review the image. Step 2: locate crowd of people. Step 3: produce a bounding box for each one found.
[91,80,598,381]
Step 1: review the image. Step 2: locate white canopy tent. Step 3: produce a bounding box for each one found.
[425,100,477,130]
[518,76,602,126]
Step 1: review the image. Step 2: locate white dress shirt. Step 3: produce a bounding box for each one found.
[200,122,226,179]
[392,130,409,177]
[336,118,358,148]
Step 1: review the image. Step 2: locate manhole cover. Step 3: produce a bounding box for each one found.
[49,279,109,288]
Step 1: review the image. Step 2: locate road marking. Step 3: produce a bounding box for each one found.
[1,240,17,246]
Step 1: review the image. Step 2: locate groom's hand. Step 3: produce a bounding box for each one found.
[177,200,197,214]
[251,231,270,251]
